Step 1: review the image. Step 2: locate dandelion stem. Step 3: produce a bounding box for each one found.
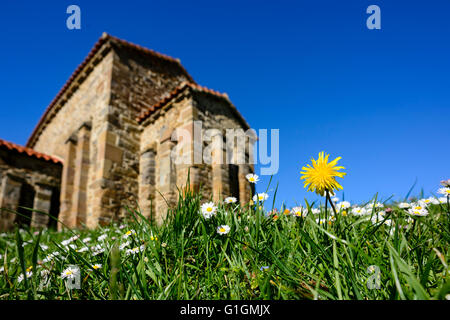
[326,191,338,216]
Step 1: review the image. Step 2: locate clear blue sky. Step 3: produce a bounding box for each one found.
[1,1,449,208]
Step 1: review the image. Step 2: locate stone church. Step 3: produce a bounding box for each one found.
[0,33,254,231]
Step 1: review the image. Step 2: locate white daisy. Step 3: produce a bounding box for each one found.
[69,235,80,242]
[126,246,144,256]
[91,244,105,256]
[61,266,79,280]
[61,239,71,246]
[408,203,429,216]
[316,218,327,225]
[200,202,217,219]
[371,211,386,224]
[366,202,384,209]
[97,234,107,241]
[224,197,237,204]
[217,225,231,235]
[351,207,367,216]
[336,201,351,210]
[253,193,269,203]
[291,206,307,217]
[398,202,410,209]
[18,271,33,283]
[93,249,105,256]
[438,187,450,196]
[119,241,131,250]
[439,197,448,204]
[246,174,259,184]
[123,230,136,239]
[420,197,439,206]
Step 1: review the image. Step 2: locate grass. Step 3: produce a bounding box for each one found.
[0,185,449,300]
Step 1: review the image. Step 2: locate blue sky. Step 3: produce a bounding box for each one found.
[1,1,449,208]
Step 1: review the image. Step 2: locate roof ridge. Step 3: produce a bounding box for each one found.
[136,82,249,131]
[137,81,230,122]
[26,33,195,148]
[106,34,181,65]
[0,138,63,164]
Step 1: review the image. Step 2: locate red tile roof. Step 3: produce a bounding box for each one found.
[136,82,250,130]
[0,138,62,164]
[26,33,195,148]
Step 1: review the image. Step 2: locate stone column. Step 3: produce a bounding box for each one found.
[172,123,198,194]
[211,131,225,202]
[236,130,257,205]
[139,147,156,219]
[71,124,91,227]
[58,135,77,230]
[88,126,122,228]
[238,164,253,204]
[31,183,52,228]
[0,175,22,231]
[155,130,176,225]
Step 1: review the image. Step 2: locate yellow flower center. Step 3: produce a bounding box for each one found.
[219,228,226,233]
[206,207,212,212]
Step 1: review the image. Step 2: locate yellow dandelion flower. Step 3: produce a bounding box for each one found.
[300,151,346,196]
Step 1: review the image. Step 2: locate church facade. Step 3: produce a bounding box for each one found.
[0,33,254,230]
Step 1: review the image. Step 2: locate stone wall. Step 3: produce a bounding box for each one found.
[192,93,255,204]
[88,46,192,226]
[140,92,195,223]
[32,52,113,159]
[0,149,62,231]
[139,89,254,224]
[30,51,113,230]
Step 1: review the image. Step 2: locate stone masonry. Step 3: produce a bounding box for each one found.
[0,139,62,231]
[0,33,254,230]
